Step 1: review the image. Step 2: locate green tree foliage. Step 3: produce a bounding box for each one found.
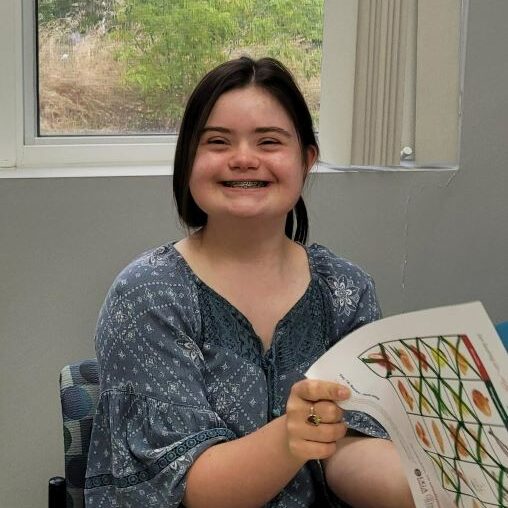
[38,0,118,32]
[38,0,76,23]
[113,0,324,129]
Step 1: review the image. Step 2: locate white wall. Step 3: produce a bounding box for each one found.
[1,1,507,506]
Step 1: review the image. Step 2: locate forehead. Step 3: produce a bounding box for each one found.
[205,85,295,129]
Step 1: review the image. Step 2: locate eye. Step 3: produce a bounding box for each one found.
[259,138,281,146]
[207,137,228,145]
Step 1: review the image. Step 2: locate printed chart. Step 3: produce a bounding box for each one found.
[360,334,508,508]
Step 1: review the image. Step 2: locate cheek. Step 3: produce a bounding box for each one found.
[188,157,219,209]
[271,151,303,172]
[277,154,308,186]
[188,156,210,188]
[191,150,223,177]
[188,170,206,205]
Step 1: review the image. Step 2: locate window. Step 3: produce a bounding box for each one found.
[36,0,324,137]
[0,0,466,170]
[8,0,326,167]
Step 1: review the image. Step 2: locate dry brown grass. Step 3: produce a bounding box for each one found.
[38,24,321,135]
[38,24,156,135]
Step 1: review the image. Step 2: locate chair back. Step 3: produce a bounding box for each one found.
[59,359,99,508]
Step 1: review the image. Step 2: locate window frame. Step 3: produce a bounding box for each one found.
[6,0,177,169]
[0,0,18,168]
[0,0,467,173]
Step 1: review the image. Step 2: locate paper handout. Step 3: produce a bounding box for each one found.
[306,302,508,508]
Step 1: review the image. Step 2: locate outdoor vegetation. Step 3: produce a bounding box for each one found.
[38,0,324,135]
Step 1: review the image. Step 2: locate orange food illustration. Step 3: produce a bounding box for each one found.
[455,336,470,375]
[398,380,414,410]
[396,348,414,372]
[456,351,469,375]
[367,352,396,373]
[432,421,445,453]
[408,345,430,371]
[415,421,431,447]
[446,424,468,458]
[472,389,492,416]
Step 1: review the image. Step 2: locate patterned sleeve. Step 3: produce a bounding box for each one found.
[84,248,236,507]
[311,244,389,439]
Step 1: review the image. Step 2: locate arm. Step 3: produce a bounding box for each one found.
[324,436,415,508]
[183,380,350,508]
[183,415,303,508]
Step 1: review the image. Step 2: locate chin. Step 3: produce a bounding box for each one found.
[226,211,270,220]
[212,207,287,223]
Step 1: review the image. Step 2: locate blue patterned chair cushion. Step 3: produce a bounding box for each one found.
[60,359,99,508]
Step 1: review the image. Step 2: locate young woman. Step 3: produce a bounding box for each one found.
[85,57,414,508]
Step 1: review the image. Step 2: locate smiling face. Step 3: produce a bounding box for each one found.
[189,85,317,226]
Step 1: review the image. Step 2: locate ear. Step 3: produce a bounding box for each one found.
[303,145,318,176]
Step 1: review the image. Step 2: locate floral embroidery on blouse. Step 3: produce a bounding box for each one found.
[327,274,361,316]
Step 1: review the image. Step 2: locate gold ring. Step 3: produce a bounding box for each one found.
[307,405,321,426]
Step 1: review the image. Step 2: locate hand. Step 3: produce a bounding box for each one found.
[285,379,350,461]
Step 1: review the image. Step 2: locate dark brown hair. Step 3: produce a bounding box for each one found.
[173,56,319,244]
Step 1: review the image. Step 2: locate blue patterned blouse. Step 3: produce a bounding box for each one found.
[84,242,388,508]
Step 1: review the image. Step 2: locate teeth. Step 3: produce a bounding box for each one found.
[223,181,268,188]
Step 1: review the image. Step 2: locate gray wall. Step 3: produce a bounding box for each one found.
[1,1,507,506]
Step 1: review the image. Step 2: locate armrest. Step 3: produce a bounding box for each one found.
[48,476,66,508]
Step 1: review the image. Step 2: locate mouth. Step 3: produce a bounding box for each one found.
[221,180,269,188]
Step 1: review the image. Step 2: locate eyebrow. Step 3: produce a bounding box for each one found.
[200,126,293,138]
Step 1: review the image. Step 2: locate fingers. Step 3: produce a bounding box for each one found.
[312,400,343,424]
[289,424,348,460]
[300,420,348,443]
[288,379,350,423]
[289,439,338,461]
[291,379,351,403]
[287,379,350,423]
[285,379,351,461]
[287,421,348,460]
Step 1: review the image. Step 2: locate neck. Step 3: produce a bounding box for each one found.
[191,217,295,266]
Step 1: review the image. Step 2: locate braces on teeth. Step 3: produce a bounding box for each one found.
[223,181,268,188]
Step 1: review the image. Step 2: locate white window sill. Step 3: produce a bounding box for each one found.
[314,162,459,173]
[0,164,172,179]
[0,162,458,179]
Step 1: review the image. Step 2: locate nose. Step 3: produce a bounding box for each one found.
[228,142,259,170]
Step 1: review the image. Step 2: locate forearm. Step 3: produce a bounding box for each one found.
[324,436,415,508]
[183,415,305,508]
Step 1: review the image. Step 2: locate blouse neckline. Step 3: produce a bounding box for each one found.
[169,241,319,354]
